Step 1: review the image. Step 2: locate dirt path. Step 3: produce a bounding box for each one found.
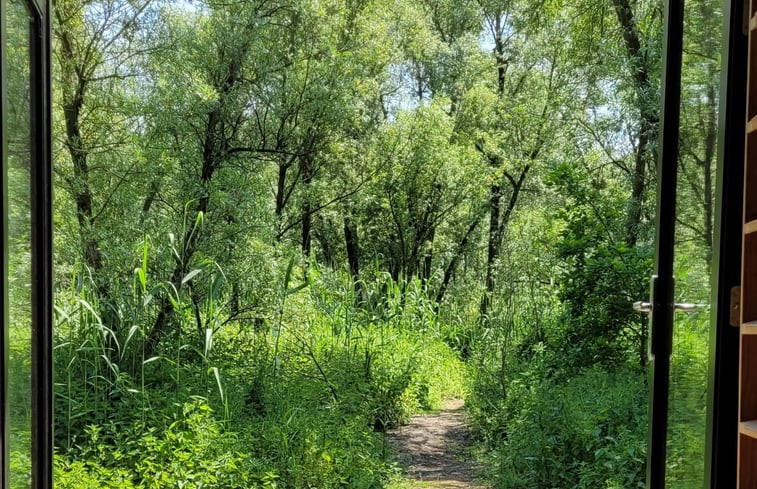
[386,399,486,489]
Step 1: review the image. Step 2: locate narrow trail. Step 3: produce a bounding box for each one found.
[386,399,487,489]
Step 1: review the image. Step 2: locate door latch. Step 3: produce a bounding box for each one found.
[633,301,708,313]
[731,286,741,327]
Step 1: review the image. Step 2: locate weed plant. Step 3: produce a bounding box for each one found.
[52,254,467,488]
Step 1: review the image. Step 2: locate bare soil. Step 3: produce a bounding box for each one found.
[386,399,487,489]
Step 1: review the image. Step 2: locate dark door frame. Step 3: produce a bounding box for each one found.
[651,0,746,486]
[704,0,747,487]
[647,0,684,485]
[0,0,52,488]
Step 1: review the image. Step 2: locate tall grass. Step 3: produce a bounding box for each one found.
[53,247,468,488]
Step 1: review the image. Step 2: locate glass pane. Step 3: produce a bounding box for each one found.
[4,0,33,487]
[666,1,722,486]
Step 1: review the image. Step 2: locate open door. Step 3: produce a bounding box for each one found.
[1,0,53,487]
[643,0,683,486]
[645,0,748,487]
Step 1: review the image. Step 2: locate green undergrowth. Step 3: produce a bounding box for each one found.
[469,362,647,489]
[466,315,709,489]
[52,263,467,488]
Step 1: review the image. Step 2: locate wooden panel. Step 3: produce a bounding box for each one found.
[742,234,757,322]
[740,434,757,488]
[750,33,757,120]
[746,133,757,222]
[741,335,757,421]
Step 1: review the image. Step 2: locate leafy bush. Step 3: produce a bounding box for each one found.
[470,363,647,489]
[53,261,467,489]
[56,400,256,489]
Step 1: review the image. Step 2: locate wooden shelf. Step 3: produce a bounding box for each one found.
[741,420,757,438]
[744,322,757,335]
[751,13,757,31]
[747,220,757,235]
[748,117,757,134]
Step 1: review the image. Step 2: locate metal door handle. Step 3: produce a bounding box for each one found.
[633,301,707,313]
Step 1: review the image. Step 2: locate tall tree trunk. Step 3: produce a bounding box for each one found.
[702,74,717,266]
[139,180,160,226]
[612,0,659,247]
[479,12,514,319]
[147,156,214,354]
[275,156,291,239]
[479,164,529,318]
[480,180,502,318]
[299,152,316,280]
[302,205,312,255]
[422,226,435,283]
[493,16,506,97]
[56,11,102,277]
[300,153,314,264]
[146,55,243,354]
[611,0,660,369]
[55,6,120,371]
[231,282,240,318]
[54,0,155,372]
[436,213,484,305]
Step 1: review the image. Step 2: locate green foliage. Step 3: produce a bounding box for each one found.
[470,363,647,489]
[548,158,654,369]
[52,251,467,488]
[55,401,254,489]
[33,0,719,487]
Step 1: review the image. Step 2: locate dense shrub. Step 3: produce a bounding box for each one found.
[53,268,467,488]
[470,363,647,489]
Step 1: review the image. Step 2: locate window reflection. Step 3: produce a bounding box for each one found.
[4,0,33,487]
[666,0,722,486]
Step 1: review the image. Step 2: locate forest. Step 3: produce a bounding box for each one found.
[5,0,719,487]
